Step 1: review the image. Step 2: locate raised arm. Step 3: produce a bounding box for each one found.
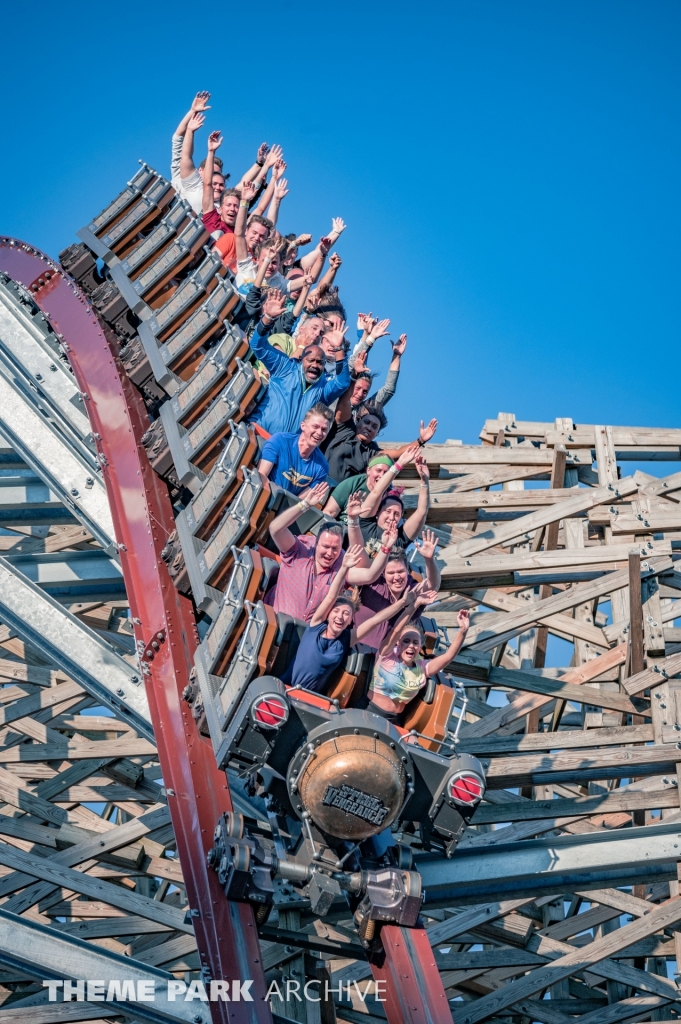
[235,179,258,262]
[236,142,269,189]
[269,481,330,555]
[202,131,222,215]
[425,610,470,676]
[359,443,420,518]
[266,177,289,228]
[345,491,372,570]
[372,333,406,408]
[310,546,363,627]
[173,92,211,179]
[376,583,428,657]
[346,525,398,584]
[180,111,205,180]
[316,252,342,293]
[250,291,292,374]
[381,418,438,463]
[414,528,441,592]
[402,454,430,542]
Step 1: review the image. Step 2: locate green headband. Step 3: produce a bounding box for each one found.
[368,454,394,469]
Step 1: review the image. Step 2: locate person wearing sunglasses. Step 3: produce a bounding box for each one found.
[366,586,470,724]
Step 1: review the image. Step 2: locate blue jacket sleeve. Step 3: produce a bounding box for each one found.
[322,358,351,404]
[250,322,293,377]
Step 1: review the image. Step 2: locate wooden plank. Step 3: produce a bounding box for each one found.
[0,841,190,932]
[449,478,638,560]
[485,742,681,789]
[458,896,681,1024]
[470,787,678,824]
[462,643,628,738]
[0,739,156,762]
[462,561,671,651]
[460,722,654,755]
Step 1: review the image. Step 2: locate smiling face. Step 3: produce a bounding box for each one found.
[212,173,225,201]
[315,530,343,571]
[301,346,324,383]
[356,413,381,443]
[300,413,331,449]
[326,601,353,636]
[245,220,269,252]
[351,377,371,407]
[377,498,403,532]
[397,629,421,666]
[384,557,409,596]
[220,194,240,227]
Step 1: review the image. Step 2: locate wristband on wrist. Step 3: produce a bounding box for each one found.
[297,499,310,512]
[393,462,403,473]
[417,438,426,447]
[239,200,249,208]
[347,517,360,527]
[380,544,392,554]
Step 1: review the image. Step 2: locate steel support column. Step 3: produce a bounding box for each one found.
[370,924,454,1024]
[0,238,272,1024]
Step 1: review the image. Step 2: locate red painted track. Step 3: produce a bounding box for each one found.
[0,238,272,1024]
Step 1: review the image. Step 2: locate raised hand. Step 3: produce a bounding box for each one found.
[265,144,284,169]
[343,543,364,569]
[369,318,391,341]
[381,524,399,550]
[392,333,407,357]
[414,587,438,609]
[319,235,332,255]
[398,442,420,467]
[323,324,347,354]
[353,349,369,375]
[416,528,438,561]
[240,179,258,203]
[346,491,366,519]
[457,608,470,632]
[332,217,346,235]
[419,418,437,444]
[262,289,287,320]
[207,131,223,152]
[306,481,330,507]
[415,453,430,481]
[294,233,312,247]
[329,252,343,270]
[273,158,287,181]
[187,111,205,133]
[273,178,289,200]
[257,142,270,164]
[191,91,211,112]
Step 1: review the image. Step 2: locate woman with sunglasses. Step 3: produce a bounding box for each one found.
[366,584,470,723]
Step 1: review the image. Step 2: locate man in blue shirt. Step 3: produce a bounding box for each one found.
[258,404,333,497]
[249,291,351,435]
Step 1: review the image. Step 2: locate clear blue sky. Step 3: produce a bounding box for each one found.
[1,0,679,446]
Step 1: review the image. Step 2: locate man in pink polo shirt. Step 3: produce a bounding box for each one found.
[265,481,398,622]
